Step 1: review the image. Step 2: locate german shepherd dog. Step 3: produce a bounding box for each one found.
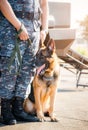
[23,39,60,122]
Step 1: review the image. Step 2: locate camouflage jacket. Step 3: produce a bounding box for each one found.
[0,0,41,57]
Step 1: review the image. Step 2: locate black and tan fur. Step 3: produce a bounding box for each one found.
[23,39,60,122]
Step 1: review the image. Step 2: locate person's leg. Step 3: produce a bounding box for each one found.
[0,57,17,125]
[13,32,40,122]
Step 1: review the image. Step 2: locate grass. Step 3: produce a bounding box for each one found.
[77,47,88,57]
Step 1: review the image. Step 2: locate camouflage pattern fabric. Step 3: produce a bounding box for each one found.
[0,0,41,99]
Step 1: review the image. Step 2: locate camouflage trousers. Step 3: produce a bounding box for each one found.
[0,32,40,99]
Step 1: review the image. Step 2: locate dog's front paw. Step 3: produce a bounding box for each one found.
[50,117,59,122]
[37,112,46,122]
[49,113,59,122]
[39,116,46,122]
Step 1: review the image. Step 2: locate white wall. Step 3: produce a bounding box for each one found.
[48,0,71,2]
[48,0,88,27]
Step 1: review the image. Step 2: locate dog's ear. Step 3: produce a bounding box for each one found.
[47,39,55,51]
[39,40,45,49]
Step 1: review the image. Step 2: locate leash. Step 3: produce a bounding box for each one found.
[8,34,31,75]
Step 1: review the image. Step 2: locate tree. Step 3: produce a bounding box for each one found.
[78,15,88,40]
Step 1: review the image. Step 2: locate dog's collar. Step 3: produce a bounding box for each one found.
[43,75,54,81]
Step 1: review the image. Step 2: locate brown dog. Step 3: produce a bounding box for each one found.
[23,39,60,122]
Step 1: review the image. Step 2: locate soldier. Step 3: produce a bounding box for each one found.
[0,0,48,125]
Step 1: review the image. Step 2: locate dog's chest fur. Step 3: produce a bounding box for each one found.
[28,65,59,104]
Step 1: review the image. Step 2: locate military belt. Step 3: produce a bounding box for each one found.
[14,11,40,20]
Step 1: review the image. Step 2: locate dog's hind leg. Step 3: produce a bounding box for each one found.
[23,98,35,114]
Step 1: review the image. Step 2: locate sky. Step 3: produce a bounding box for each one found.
[71,0,88,27]
[49,0,88,27]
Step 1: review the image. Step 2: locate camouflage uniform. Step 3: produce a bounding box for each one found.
[0,0,41,99]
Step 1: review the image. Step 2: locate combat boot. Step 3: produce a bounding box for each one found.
[1,98,17,125]
[12,97,39,122]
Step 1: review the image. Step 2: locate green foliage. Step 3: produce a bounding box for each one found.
[77,47,88,57]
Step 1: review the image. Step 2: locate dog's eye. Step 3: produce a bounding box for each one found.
[40,52,45,58]
[42,49,52,58]
[40,51,46,57]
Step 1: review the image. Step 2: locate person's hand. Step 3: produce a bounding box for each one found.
[17,23,29,41]
[40,30,47,44]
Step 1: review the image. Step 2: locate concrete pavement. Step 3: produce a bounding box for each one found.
[0,67,88,130]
